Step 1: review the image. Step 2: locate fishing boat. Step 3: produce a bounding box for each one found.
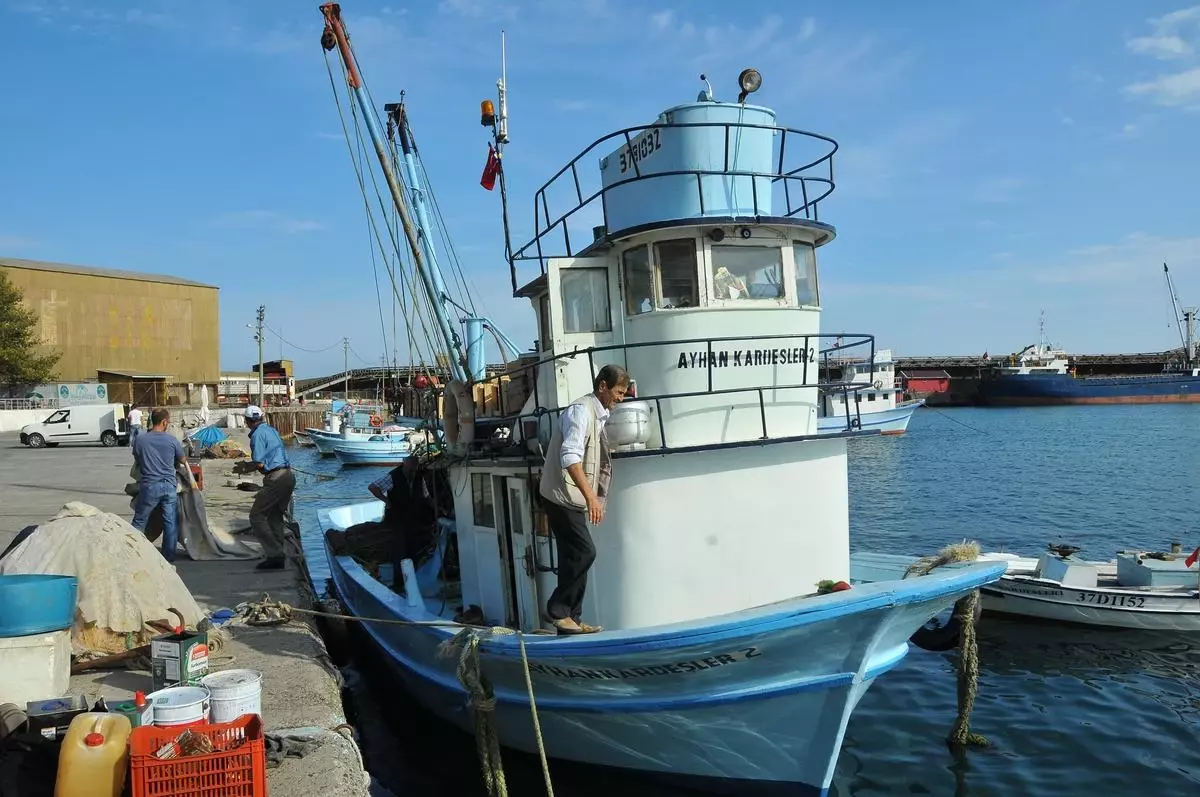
[315,6,1006,793]
[330,419,433,466]
[852,544,1200,631]
[307,403,392,455]
[977,272,1200,406]
[294,429,315,446]
[817,348,924,435]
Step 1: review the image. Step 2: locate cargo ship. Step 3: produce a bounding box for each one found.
[977,265,1199,406]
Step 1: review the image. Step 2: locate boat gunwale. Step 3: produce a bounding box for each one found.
[318,505,1006,657]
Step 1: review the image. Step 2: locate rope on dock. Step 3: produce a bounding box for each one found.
[904,541,990,749]
[238,594,555,795]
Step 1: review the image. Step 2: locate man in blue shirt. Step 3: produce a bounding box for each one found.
[131,407,186,562]
[244,405,295,570]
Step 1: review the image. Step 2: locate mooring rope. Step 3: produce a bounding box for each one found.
[904,541,989,749]
[237,595,555,795]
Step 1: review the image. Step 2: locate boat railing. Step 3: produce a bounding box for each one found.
[510,119,837,278]
[460,332,876,453]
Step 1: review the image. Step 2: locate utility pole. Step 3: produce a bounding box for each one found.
[342,337,350,400]
[255,305,265,405]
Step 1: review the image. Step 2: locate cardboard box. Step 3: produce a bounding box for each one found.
[150,630,209,691]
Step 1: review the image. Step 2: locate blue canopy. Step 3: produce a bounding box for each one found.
[188,425,229,449]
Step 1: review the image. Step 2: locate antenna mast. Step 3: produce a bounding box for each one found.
[482,31,518,293]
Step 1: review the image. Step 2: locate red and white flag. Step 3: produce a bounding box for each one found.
[1186,545,1199,569]
[480,143,501,191]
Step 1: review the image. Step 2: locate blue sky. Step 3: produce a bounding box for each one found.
[2,1,1199,377]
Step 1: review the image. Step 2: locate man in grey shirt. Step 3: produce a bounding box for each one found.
[131,407,186,562]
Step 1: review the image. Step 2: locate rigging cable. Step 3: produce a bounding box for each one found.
[323,51,440,372]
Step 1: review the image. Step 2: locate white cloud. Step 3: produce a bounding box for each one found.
[214,211,326,235]
[1125,6,1200,108]
[0,234,37,250]
[1126,66,1200,108]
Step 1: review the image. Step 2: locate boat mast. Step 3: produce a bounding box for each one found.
[319,3,468,383]
[1162,263,1196,367]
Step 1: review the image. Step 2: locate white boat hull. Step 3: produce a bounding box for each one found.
[817,399,923,436]
[851,551,1200,631]
[330,439,412,466]
[321,503,1006,794]
[980,576,1200,631]
[307,427,378,455]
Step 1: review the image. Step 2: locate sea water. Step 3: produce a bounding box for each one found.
[294,404,1200,795]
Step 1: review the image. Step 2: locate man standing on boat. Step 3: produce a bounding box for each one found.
[243,405,295,571]
[538,364,629,635]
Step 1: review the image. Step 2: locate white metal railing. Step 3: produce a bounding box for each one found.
[0,398,59,411]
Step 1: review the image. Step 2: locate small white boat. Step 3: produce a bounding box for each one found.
[306,404,392,456]
[818,349,924,435]
[852,545,1200,631]
[330,430,415,466]
[294,430,316,446]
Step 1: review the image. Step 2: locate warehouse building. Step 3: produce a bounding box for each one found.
[0,256,220,406]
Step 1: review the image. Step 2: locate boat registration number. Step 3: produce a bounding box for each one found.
[618,128,662,174]
[1077,592,1145,608]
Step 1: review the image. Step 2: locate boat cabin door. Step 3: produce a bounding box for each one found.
[499,476,542,631]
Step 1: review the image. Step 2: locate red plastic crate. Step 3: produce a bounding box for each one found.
[130,714,267,797]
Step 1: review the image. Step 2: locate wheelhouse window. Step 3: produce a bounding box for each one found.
[622,246,654,315]
[560,268,612,333]
[621,238,699,314]
[793,241,819,306]
[656,239,699,309]
[711,245,784,300]
[471,473,495,528]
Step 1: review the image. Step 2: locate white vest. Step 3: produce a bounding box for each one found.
[539,393,612,511]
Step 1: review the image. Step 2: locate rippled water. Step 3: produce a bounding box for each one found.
[293,405,1200,795]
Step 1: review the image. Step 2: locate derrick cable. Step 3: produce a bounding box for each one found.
[341,55,438,369]
[323,52,440,373]
[264,325,342,354]
[415,148,480,317]
[332,51,444,369]
[353,102,395,366]
[344,25,476,370]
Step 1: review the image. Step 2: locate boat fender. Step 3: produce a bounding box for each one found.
[442,380,475,445]
[369,414,383,427]
[908,597,982,652]
[850,417,861,429]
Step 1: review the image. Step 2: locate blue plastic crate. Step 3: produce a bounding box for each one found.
[0,574,78,637]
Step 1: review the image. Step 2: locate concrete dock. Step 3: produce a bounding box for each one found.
[0,430,372,795]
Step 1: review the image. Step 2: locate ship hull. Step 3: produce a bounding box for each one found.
[976,373,1200,406]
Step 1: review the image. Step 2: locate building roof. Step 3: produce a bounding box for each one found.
[0,256,216,289]
[97,369,174,379]
[901,369,951,379]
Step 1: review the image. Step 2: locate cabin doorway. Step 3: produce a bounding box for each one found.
[498,476,541,631]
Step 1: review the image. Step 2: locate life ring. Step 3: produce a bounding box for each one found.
[873,380,883,390]
[369,414,383,427]
[442,380,475,445]
[849,417,861,429]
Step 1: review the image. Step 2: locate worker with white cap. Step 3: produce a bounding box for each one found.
[243,405,294,570]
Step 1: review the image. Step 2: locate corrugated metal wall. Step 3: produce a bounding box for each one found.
[1,267,219,384]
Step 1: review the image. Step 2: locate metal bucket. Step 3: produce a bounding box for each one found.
[201,669,263,724]
[148,685,210,727]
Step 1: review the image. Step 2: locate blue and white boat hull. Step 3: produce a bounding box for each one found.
[330,437,412,466]
[818,399,923,436]
[320,503,1005,793]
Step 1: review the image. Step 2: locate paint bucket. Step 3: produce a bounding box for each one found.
[200,669,262,724]
[147,685,210,728]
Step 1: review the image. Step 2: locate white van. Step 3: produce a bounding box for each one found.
[19,403,128,448]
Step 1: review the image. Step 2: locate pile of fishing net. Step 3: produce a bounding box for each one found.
[0,502,210,658]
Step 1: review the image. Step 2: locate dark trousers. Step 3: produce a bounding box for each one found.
[543,500,596,621]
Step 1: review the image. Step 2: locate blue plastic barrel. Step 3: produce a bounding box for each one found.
[0,574,78,637]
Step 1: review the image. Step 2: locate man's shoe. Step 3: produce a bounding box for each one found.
[256,557,286,571]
